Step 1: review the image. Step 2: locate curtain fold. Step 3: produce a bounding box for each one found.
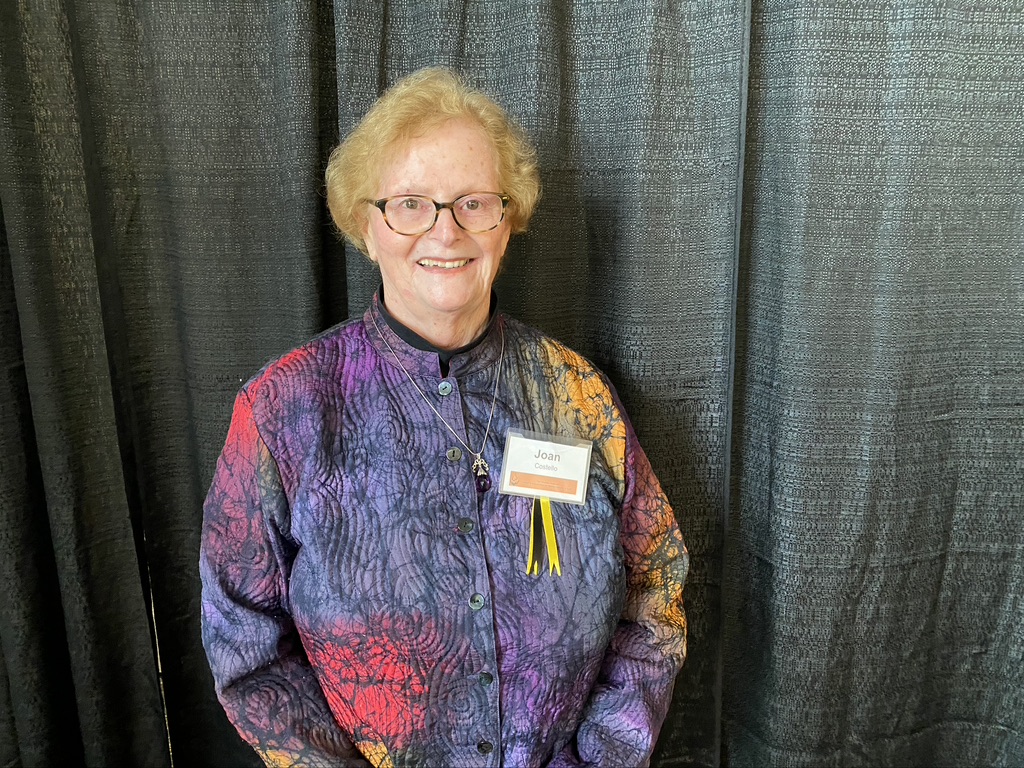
[0,0,1021,766]
[0,2,169,764]
[0,204,86,766]
[726,2,1024,765]
[115,1,340,763]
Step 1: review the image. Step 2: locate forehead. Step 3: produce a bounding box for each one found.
[377,119,501,194]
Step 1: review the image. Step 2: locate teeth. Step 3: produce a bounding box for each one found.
[418,259,469,269]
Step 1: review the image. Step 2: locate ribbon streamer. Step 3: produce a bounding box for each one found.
[526,497,561,576]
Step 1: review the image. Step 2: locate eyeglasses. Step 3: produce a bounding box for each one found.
[367,192,510,236]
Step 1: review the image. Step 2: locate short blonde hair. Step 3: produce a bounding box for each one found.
[325,67,541,254]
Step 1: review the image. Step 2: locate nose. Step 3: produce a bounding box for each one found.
[429,205,462,243]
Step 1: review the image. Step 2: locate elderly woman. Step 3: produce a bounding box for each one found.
[200,67,688,768]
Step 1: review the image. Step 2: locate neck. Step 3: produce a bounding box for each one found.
[414,317,488,350]
[381,295,493,351]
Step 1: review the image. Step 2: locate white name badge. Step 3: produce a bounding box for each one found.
[499,430,593,505]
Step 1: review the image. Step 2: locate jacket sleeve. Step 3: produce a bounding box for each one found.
[200,389,371,768]
[551,414,690,768]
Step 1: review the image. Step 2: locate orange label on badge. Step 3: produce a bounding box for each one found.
[509,471,579,496]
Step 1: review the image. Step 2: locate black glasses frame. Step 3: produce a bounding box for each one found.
[367,193,510,235]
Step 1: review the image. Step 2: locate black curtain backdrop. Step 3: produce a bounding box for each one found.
[0,1,1021,767]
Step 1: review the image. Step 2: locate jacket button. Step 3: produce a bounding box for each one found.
[479,671,493,686]
[438,380,453,396]
[446,447,462,462]
[469,593,484,610]
[457,518,475,533]
[477,740,493,755]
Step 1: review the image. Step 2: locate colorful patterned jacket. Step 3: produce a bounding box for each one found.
[200,297,689,767]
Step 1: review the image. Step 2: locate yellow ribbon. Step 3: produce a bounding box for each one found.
[526,497,561,576]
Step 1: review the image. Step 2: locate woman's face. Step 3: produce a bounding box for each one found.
[364,118,511,346]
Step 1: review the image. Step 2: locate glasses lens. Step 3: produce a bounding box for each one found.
[383,196,436,235]
[451,193,505,232]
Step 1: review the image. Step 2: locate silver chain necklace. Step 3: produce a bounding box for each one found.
[370,311,505,492]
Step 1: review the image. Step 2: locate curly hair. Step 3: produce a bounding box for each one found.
[325,67,541,254]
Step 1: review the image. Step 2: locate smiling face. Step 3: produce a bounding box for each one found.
[364,118,512,350]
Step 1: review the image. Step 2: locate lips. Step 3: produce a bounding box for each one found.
[417,258,470,269]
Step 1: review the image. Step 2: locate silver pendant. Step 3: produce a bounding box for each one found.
[472,455,489,477]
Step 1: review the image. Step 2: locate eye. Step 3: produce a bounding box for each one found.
[458,195,494,214]
[398,196,423,210]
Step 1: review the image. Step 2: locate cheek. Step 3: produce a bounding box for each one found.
[491,227,512,265]
[365,219,398,264]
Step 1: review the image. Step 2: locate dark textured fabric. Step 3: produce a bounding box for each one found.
[725,2,1024,766]
[0,0,1021,766]
[1,206,87,767]
[0,2,170,764]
